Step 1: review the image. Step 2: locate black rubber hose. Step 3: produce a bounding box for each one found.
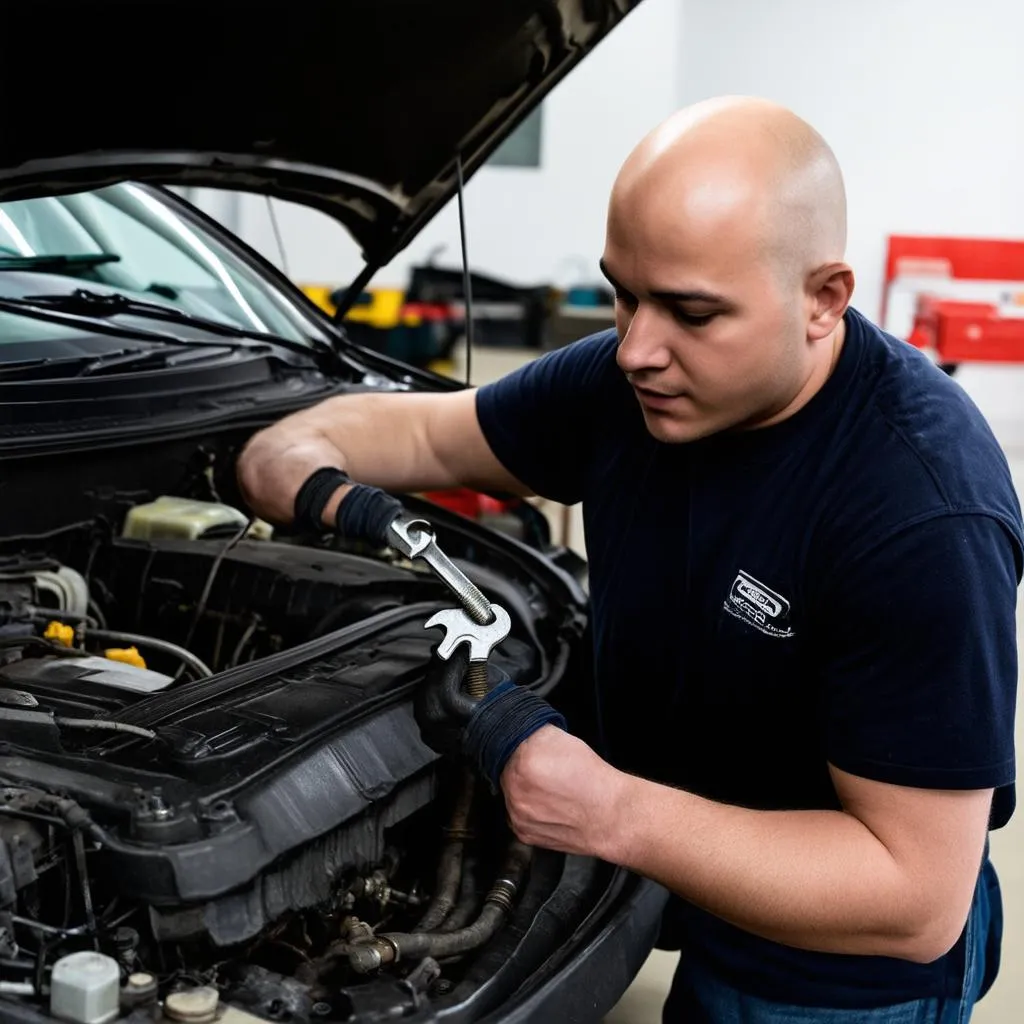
[439,851,479,933]
[349,842,532,973]
[414,771,476,933]
[72,830,99,950]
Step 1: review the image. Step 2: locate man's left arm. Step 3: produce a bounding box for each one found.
[500,512,1022,964]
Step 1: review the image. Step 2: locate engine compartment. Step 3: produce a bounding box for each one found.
[0,483,595,1023]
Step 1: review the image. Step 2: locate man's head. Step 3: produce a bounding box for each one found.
[603,96,854,443]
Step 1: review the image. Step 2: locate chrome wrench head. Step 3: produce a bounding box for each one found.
[388,514,495,625]
[386,516,434,560]
[424,604,511,662]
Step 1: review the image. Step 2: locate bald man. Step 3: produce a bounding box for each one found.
[238,98,1022,1022]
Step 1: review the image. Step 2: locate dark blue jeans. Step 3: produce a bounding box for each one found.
[662,864,997,1023]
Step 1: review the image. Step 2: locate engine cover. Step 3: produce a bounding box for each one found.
[0,604,451,904]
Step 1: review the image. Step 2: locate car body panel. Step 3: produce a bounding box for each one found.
[1,0,640,289]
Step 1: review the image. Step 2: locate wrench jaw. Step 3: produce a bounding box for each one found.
[386,515,434,560]
[424,605,512,663]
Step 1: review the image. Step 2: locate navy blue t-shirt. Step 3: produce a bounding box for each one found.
[476,307,1024,1008]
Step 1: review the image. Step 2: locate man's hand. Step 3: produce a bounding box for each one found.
[500,726,632,859]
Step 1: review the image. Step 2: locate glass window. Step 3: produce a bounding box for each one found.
[489,107,543,168]
[0,182,333,347]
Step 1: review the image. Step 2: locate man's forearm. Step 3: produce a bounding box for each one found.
[237,389,520,527]
[238,393,448,526]
[604,776,949,963]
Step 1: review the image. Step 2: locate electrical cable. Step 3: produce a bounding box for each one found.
[87,598,108,630]
[266,196,291,279]
[228,614,261,669]
[53,718,157,741]
[455,154,474,386]
[176,516,254,678]
[0,636,88,658]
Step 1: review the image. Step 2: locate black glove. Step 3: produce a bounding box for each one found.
[414,646,512,758]
[414,646,568,790]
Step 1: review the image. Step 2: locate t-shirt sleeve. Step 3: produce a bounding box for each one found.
[475,329,621,505]
[817,512,1022,799]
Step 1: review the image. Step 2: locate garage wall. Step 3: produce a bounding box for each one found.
[675,0,1024,439]
[190,0,1024,437]
[229,0,682,292]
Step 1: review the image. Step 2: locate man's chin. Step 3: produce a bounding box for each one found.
[640,407,719,444]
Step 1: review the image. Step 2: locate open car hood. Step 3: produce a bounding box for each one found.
[1,0,638,277]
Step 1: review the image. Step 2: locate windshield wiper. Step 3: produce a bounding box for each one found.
[0,344,231,382]
[75,345,232,377]
[0,295,258,349]
[15,288,336,363]
[0,254,121,271]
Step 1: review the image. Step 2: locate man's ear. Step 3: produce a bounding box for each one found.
[806,262,855,341]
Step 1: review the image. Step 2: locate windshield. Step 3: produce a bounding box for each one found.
[0,183,333,350]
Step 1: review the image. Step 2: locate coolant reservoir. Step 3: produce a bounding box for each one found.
[122,496,272,541]
[50,952,121,1024]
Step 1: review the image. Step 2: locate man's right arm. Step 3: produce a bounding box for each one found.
[237,389,531,528]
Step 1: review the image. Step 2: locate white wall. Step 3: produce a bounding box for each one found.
[676,0,1024,440]
[193,0,1024,436]
[230,0,683,292]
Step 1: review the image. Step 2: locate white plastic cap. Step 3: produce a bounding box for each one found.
[164,987,219,1023]
[50,952,121,1024]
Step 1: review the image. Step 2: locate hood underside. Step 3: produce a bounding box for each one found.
[2,0,638,268]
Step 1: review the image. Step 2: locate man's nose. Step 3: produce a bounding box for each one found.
[615,307,673,375]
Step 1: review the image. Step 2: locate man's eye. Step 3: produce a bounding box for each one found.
[674,309,716,327]
[613,289,637,308]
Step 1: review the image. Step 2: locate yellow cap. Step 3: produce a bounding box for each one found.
[44,621,75,648]
[104,646,147,670]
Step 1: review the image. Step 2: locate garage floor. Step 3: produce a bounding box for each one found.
[458,346,1024,1022]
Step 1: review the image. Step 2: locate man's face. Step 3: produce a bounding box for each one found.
[602,197,811,444]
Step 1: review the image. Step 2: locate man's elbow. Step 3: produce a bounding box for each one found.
[236,429,273,497]
[887,904,971,965]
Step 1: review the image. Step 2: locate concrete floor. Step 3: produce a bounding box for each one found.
[460,346,1024,1022]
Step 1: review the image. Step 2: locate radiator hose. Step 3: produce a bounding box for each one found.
[413,770,476,933]
[348,841,533,973]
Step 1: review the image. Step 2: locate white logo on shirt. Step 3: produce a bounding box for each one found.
[724,570,795,638]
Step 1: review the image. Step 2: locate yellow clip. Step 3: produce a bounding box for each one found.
[104,646,147,670]
[44,621,75,648]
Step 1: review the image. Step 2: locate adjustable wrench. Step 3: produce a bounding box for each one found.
[387,515,495,625]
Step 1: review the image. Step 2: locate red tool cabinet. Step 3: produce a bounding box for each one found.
[881,236,1024,367]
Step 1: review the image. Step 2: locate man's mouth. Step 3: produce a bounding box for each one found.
[633,384,688,409]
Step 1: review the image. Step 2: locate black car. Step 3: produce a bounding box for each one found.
[0,3,666,1024]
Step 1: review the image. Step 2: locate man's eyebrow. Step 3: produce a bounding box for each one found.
[651,286,730,305]
[598,260,729,306]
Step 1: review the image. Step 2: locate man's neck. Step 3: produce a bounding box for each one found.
[752,318,846,431]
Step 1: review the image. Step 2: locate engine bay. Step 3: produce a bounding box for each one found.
[0,489,593,1023]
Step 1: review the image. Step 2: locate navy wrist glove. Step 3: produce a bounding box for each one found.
[293,467,403,546]
[462,681,567,790]
[414,645,567,790]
